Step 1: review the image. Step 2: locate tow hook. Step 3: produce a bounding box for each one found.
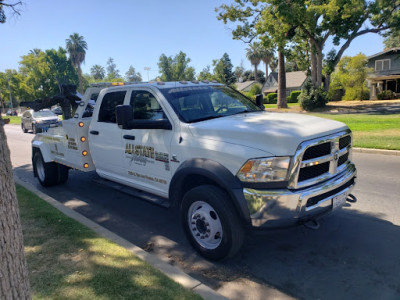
[303,219,320,230]
[346,194,357,203]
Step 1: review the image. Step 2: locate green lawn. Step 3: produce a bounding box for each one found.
[264,103,299,109]
[312,114,400,150]
[17,185,201,300]
[4,115,21,124]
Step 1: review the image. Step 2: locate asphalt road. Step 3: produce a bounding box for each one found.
[5,124,400,300]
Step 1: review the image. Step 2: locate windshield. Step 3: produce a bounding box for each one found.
[160,85,261,123]
[33,111,56,118]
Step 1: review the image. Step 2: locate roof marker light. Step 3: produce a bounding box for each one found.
[80,136,86,142]
[79,122,84,127]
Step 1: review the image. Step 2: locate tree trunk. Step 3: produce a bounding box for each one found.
[253,65,258,82]
[0,115,31,300]
[316,45,323,88]
[325,73,331,93]
[77,65,84,94]
[277,49,288,109]
[265,63,269,82]
[310,40,317,87]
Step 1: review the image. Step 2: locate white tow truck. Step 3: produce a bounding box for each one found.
[32,81,357,260]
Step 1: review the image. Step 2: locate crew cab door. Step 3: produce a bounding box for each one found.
[89,89,127,180]
[121,88,174,197]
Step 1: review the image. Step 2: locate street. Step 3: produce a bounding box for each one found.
[5,124,400,300]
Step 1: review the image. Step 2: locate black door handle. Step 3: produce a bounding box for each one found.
[123,135,135,140]
[90,130,99,135]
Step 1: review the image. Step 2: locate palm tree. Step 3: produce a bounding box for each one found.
[269,57,278,73]
[246,42,262,82]
[259,47,275,80]
[66,33,88,93]
[90,64,105,80]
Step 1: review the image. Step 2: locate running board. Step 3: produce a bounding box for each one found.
[92,177,171,208]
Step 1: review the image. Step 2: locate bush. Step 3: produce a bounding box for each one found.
[342,87,370,101]
[298,81,328,111]
[266,93,277,104]
[377,90,395,100]
[287,91,301,103]
[248,84,262,96]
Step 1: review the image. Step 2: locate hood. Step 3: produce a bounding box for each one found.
[188,111,348,156]
[35,116,58,122]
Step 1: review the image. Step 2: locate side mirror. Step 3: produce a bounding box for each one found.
[116,105,134,129]
[255,94,265,110]
[116,104,172,130]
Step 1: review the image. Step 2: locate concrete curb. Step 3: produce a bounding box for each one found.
[353,147,400,156]
[14,176,227,300]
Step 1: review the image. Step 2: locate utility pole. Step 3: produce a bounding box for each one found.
[144,67,151,81]
[7,75,13,111]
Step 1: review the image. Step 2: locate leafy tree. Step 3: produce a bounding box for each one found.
[234,64,245,82]
[158,51,195,81]
[242,69,265,83]
[383,33,400,49]
[197,65,214,81]
[217,0,400,104]
[106,57,121,80]
[212,53,236,85]
[90,64,105,80]
[269,57,278,73]
[125,66,142,82]
[66,33,87,93]
[329,54,371,101]
[45,47,79,92]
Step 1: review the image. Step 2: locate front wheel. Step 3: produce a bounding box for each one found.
[181,185,245,260]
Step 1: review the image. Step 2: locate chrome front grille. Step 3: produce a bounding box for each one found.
[288,130,353,189]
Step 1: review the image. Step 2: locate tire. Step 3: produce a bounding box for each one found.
[33,124,42,134]
[21,123,27,133]
[33,152,58,187]
[57,164,69,184]
[181,185,245,260]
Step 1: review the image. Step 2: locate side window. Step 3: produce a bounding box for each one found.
[130,90,167,120]
[98,91,126,123]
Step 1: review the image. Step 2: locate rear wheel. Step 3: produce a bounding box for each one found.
[32,124,42,134]
[21,123,27,133]
[33,152,58,187]
[181,185,245,260]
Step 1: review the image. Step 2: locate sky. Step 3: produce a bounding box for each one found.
[0,0,387,81]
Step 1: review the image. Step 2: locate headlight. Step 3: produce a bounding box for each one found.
[237,157,291,183]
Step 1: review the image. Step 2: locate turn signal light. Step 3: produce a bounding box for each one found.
[83,163,89,168]
[82,150,88,156]
[80,136,86,142]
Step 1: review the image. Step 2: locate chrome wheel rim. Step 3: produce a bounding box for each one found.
[188,201,223,250]
[36,156,45,182]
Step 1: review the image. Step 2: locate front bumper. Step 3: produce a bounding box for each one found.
[244,163,356,228]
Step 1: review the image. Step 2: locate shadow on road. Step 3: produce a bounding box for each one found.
[14,164,400,300]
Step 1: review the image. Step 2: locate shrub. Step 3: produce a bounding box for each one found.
[287,90,301,103]
[377,90,395,100]
[298,81,328,111]
[266,93,277,104]
[248,84,262,96]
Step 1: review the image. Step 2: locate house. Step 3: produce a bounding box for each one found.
[235,80,259,92]
[262,71,308,97]
[367,47,400,99]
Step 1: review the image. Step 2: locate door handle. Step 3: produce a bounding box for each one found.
[123,135,135,140]
[90,130,99,135]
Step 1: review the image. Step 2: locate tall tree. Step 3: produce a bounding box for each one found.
[217,0,400,92]
[66,33,87,93]
[158,51,195,81]
[259,46,275,80]
[90,64,105,80]
[234,60,245,81]
[213,53,236,85]
[197,65,214,81]
[106,57,121,80]
[246,42,262,82]
[125,66,142,82]
[0,2,31,299]
[383,33,400,49]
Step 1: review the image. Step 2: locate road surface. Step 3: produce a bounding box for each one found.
[5,124,400,300]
